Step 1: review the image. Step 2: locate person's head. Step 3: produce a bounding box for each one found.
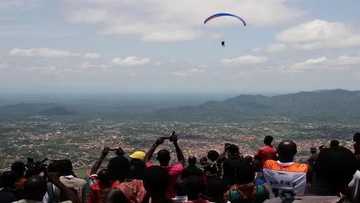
[264,136,274,146]
[97,169,111,186]
[277,140,297,163]
[11,161,26,178]
[207,150,219,162]
[199,157,208,166]
[143,166,169,198]
[184,176,206,200]
[107,156,130,181]
[330,140,340,148]
[353,132,360,143]
[0,171,16,189]
[315,146,357,195]
[228,144,240,159]
[57,159,74,176]
[23,175,47,201]
[156,149,171,166]
[188,156,197,166]
[310,147,317,154]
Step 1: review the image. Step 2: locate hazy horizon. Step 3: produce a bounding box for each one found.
[1,1,360,93]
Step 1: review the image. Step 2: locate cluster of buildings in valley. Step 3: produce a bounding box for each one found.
[0,119,357,170]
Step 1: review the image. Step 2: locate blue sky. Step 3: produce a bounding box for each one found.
[1,0,360,94]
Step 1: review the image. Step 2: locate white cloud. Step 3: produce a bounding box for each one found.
[112,56,150,66]
[288,55,360,72]
[277,20,360,50]
[64,0,302,42]
[172,68,205,77]
[290,56,328,71]
[266,43,287,53]
[84,52,101,59]
[81,62,108,70]
[9,48,80,58]
[336,55,360,65]
[222,55,268,65]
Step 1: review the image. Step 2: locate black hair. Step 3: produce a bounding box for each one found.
[97,169,112,186]
[57,159,74,176]
[353,132,360,143]
[157,149,171,166]
[11,161,25,178]
[188,156,197,166]
[277,140,297,163]
[330,140,340,148]
[228,144,240,158]
[207,150,220,162]
[107,156,130,181]
[264,136,274,146]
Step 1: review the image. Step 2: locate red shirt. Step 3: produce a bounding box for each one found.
[88,180,145,203]
[256,145,277,166]
[146,162,184,198]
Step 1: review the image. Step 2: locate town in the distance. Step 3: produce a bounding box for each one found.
[1,89,359,172]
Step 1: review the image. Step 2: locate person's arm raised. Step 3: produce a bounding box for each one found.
[144,137,165,162]
[90,147,110,175]
[170,132,185,165]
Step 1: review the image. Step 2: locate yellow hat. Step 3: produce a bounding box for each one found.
[130,150,146,160]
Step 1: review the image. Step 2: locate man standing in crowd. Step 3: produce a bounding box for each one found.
[144,131,185,198]
[263,140,309,197]
[256,136,277,167]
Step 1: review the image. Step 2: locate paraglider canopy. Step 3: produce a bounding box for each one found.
[204,12,247,26]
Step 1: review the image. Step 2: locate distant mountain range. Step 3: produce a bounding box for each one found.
[153,89,360,122]
[1,89,360,122]
[0,103,75,118]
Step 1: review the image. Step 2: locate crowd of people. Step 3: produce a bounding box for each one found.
[1,131,360,203]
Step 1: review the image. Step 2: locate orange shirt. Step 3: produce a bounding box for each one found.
[263,160,308,195]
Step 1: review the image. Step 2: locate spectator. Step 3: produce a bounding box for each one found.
[205,150,221,177]
[182,156,203,179]
[263,140,309,197]
[143,166,172,203]
[129,150,146,180]
[312,145,357,196]
[89,156,145,203]
[184,176,208,203]
[224,158,269,203]
[255,136,277,168]
[353,132,360,161]
[348,170,360,203]
[0,171,17,203]
[13,176,47,203]
[57,159,86,200]
[145,132,185,198]
[222,144,244,186]
[204,176,226,203]
[11,161,27,190]
[329,140,340,149]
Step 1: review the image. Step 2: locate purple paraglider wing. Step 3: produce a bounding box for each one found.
[204,13,247,26]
